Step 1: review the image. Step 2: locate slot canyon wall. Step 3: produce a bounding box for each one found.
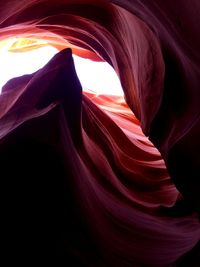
[0,1,199,266]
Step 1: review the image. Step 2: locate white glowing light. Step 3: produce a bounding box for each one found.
[0,46,58,91]
[72,55,123,96]
[0,46,123,96]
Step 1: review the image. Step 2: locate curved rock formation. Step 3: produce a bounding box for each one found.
[0,1,199,266]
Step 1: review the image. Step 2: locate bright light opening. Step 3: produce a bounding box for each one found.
[0,43,123,96]
[73,55,123,96]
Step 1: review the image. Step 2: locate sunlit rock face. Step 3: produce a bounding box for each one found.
[0,1,199,266]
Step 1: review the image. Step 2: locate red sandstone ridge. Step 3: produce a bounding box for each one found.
[0,1,199,266]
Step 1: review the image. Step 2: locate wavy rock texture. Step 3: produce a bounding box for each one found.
[0,1,199,266]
